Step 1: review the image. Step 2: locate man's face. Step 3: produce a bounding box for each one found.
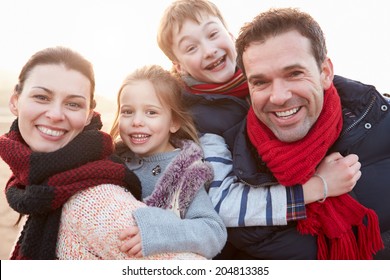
[243,30,333,142]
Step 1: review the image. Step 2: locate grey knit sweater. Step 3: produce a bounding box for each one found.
[120,139,227,259]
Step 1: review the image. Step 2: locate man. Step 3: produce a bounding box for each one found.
[229,7,389,259]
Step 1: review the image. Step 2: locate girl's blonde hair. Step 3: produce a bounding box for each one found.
[110,65,199,145]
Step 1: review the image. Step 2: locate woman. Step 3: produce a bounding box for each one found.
[0,46,204,260]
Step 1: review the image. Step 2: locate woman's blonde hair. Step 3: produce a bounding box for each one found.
[110,65,199,145]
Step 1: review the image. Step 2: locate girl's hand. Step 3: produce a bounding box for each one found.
[119,225,143,257]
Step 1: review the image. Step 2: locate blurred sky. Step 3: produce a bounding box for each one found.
[0,0,389,102]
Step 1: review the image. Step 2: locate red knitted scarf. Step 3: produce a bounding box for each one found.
[246,84,383,259]
[185,68,249,98]
[0,113,141,259]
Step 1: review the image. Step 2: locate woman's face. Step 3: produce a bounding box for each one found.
[9,64,93,152]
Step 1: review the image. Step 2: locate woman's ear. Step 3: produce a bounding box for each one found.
[85,109,94,126]
[9,93,19,116]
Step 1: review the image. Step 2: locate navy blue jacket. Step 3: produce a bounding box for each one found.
[230,75,390,232]
[185,75,390,254]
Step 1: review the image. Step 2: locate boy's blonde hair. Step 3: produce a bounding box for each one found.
[157,0,228,62]
[110,64,199,145]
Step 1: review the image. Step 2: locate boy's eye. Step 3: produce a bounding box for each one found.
[209,31,218,39]
[186,45,196,53]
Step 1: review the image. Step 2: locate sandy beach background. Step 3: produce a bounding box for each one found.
[0,83,115,259]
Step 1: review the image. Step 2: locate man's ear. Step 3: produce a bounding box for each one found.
[9,93,19,116]
[321,57,334,90]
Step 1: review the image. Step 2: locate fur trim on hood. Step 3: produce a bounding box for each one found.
[144,140,213,218]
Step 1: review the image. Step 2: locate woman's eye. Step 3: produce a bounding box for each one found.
[67,103,81,109]
[33,95,49,101]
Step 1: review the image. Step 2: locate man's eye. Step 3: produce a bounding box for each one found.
[290,71,303,77]
[253,80,266,86]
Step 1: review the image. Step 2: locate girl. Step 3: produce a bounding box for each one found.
[0,47,203,260]
[110,65,227,259]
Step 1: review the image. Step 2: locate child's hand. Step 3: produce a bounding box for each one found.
[316,152,362,197]
[119,225,143,257]
[303,152,361,203]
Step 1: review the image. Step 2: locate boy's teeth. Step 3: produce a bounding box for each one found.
[207,56,224,69]
[213,57,223,67]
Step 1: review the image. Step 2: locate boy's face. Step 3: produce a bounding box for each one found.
[171,14,237,84]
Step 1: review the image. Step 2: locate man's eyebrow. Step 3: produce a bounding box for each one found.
[283,63,305,71]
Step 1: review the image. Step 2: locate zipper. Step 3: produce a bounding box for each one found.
[339,94,376,139]
[238,177,278,188]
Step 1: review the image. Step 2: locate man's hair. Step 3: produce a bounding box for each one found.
[236,7,327,76]
[157,0,228,62]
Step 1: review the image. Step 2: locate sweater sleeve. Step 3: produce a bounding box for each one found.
[57,184,205,260]
[201,133,294,227]
[133,187,227,259]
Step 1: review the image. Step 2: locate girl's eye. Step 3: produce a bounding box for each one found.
[146,110,157,116]
[121,110,132,115]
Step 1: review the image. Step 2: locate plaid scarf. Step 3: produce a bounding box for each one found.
[0,113,141,260]
[246,84,383,259]
[184,68,248,99]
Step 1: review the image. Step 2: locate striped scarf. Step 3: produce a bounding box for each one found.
[246,84,383,259]
[0,113,141,259]
[185,68,248,98]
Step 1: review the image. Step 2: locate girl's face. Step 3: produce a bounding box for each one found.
[171,14,237,84]
[118,80,180,157]
[9,64,93,152]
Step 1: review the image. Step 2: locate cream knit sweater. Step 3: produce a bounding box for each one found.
[56,184,205,260]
